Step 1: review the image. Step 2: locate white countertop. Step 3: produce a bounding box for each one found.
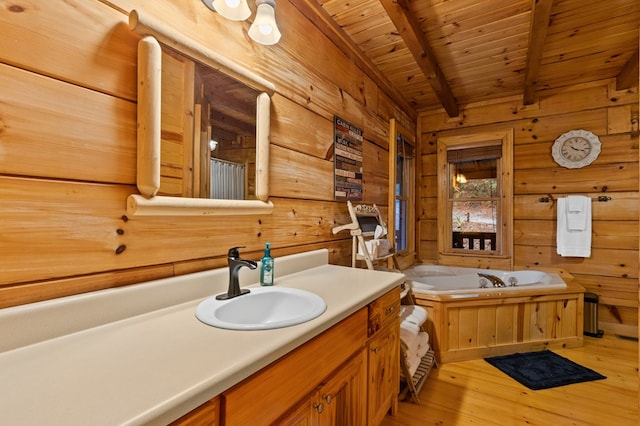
[0,249,404,425]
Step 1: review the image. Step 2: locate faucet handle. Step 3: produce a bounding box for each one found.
[228,246,246,259]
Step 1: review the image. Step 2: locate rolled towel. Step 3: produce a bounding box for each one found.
[405,343,431,378]
[403,331,430,357]
[400,331,419,352]
[416,333,430,359]
[400,321,420,344]
[401,320,420,334]
[407,353,422,377]
[400,305,428,326]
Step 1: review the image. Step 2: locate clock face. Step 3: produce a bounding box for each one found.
[552,130,601,169]
[560,137,591,161]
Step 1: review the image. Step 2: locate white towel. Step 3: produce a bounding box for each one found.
[557,196,591,257]
[405,341,431,377]
[400,321,420,344]
[400,305,428,327]
[566,195,588,230]
[406,353,422,377]
[415,332,430,358]
[401,331,430,357]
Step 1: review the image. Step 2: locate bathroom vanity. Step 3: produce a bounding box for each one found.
[0,249,403,425]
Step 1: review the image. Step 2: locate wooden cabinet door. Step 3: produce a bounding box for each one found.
[277,349,367,426]
[277,396,316,426]
[223,309,367,426]
[367,318,400,425]
[316,349,367,426]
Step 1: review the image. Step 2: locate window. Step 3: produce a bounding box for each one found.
[395,134,413,252]
[389,119,416,267]
[449,144,500,252]
[437,131,513,268]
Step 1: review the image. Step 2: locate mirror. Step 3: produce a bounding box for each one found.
[160,47,262,201]
[200,64,260,200]
[127,10,274,216]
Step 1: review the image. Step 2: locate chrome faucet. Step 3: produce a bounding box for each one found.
[477,273,506,288]
[216,246,257,300]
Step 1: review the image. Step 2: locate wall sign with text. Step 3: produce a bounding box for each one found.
[334,116,363,201]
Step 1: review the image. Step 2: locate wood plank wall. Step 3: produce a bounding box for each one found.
[0,0,414,308]
[418,81,639,336]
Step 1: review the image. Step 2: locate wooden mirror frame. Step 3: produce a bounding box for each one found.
[127,10,275,216]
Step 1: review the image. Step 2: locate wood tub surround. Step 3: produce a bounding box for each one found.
[413,279,585,364]
[0,250,403,425]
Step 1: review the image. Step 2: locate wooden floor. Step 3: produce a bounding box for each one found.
[382,334,638,425]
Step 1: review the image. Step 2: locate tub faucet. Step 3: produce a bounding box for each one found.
[216,246,257,300]
[477,273,506,288]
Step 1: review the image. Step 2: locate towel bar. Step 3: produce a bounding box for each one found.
[538,195,611,203]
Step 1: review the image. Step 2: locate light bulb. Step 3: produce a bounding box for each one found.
[203,0,251,21]
[248,0,281,45]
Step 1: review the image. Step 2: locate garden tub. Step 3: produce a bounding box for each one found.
[402,264,584,363]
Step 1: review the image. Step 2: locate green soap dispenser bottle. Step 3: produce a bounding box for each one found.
[260,242,274,286]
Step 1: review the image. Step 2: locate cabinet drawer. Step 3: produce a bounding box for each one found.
[368,287,400,336]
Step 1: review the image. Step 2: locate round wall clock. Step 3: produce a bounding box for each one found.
[552,129,601,169]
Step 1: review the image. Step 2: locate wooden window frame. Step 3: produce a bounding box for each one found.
[389,119,416,269]
[436,130,514,269]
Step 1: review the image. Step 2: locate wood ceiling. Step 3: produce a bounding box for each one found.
[292,0,640,117]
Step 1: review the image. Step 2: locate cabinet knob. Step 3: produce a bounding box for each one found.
[313,402,324,414]
[385,306,395,314]
[322,393,333,404]
[371,346,380,354]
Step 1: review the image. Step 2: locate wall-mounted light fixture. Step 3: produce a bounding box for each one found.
[202,0,251,21]
[202,0,281,45]
[248,0,281,45]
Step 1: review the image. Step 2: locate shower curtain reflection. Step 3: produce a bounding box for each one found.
[210,158,246,200]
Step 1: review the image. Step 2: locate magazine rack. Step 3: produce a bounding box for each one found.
[332,201,398,270]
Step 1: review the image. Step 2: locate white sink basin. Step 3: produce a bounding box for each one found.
[195,287,327,330]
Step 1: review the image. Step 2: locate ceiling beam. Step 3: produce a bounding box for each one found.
[378,0,458,117]
[523,0,554,105]
[288,0,417,121]
[616,50,639,90]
